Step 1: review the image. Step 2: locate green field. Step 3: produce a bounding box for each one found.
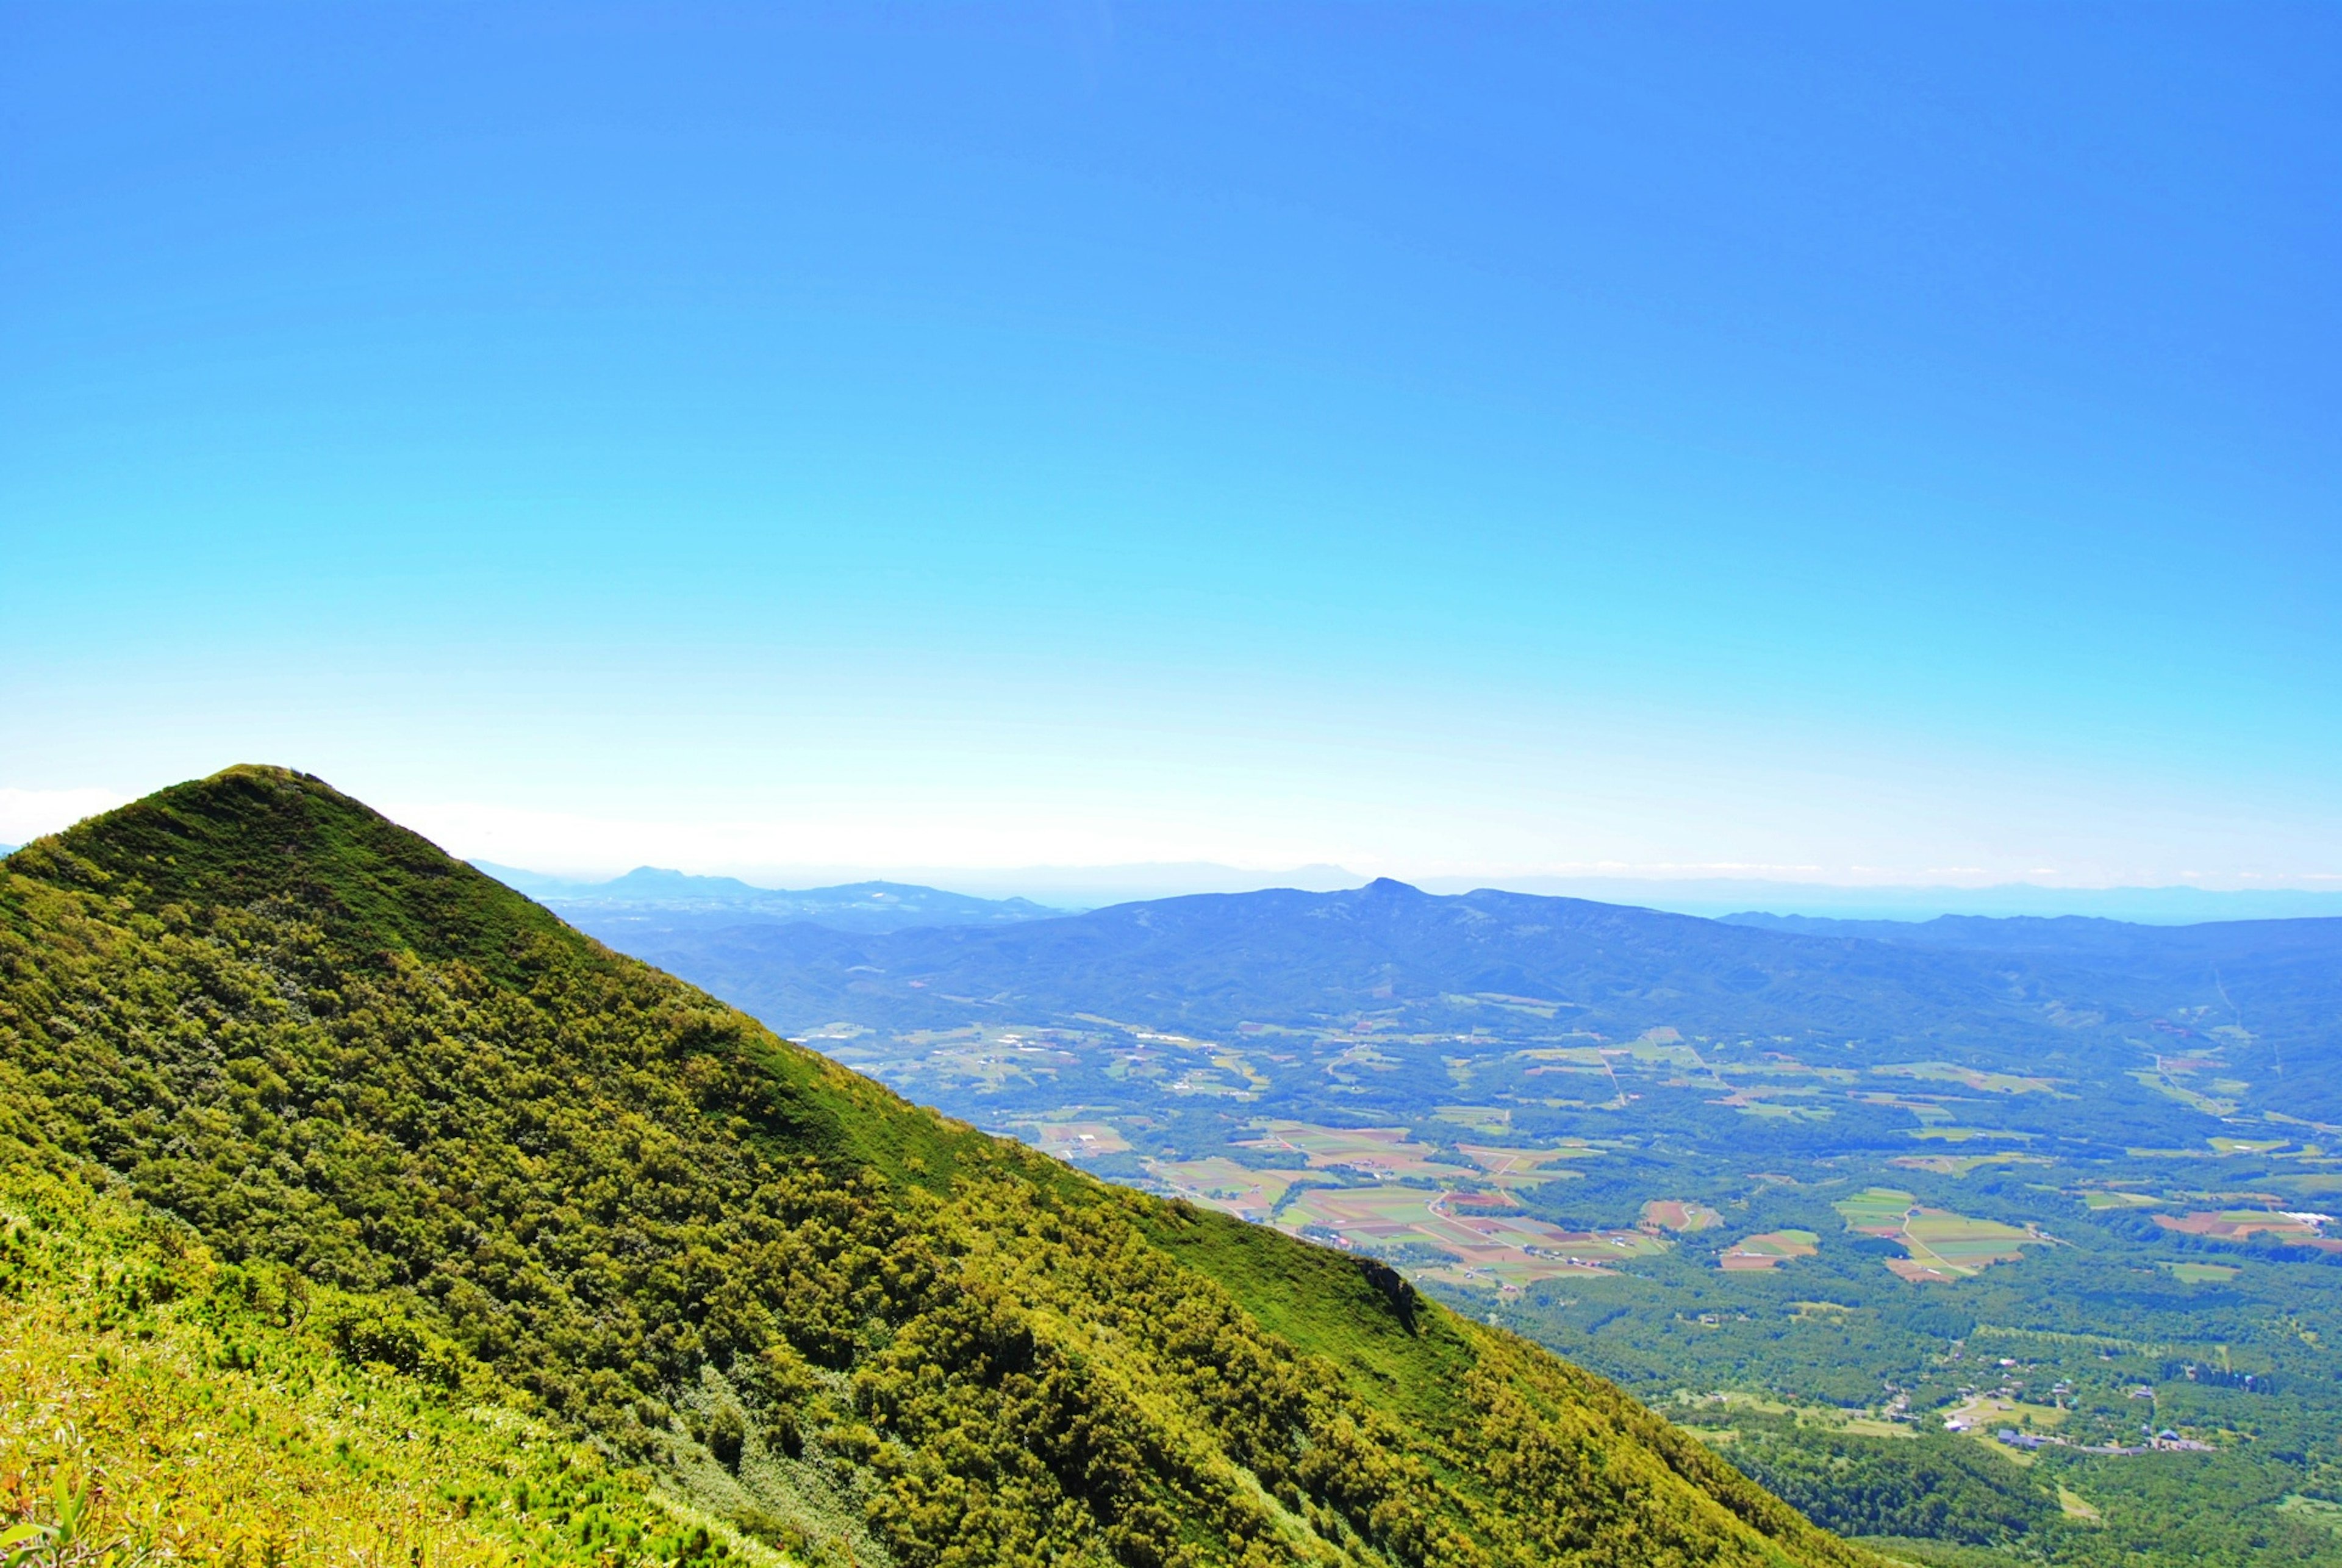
[1458,1140,1600,1185]
[1833,1189,2046,1282]
[1239,1119,1453,1177]
[1644,1198,1725,1231]
[1873,1062,2060,1095]
[1720,1230,1821,1272]
[1014,1117,1133,1159]
[2078,1188,2166,1210]
[1894,1151,2049,1178]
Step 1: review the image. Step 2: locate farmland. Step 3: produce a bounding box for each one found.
[1834,1188,2049,1282]
[611,883,2342,1567]
[2154,1208,2340,1249]
[1720,1230,1821,1272]
[1644,1198,1725,1231]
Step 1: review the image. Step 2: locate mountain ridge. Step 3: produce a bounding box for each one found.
[0,766,1871,1568]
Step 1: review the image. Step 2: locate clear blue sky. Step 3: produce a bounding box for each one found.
[4,3,2337,888]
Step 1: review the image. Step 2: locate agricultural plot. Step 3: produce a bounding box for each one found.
[1456,1141,1601,1186]
[1719,1230,1821,1272]
[1240,1120,1456,1178]
[1834,1187,2049,1283]
[2078,1187,2167,1210]
[1850,1090,1958,1124]
[2154,1209,2340,1249]
[1705,1083,1832,1119]
[1642,1199,1724,1231]
[1893,1151,2049,1177]
[1872,1061,2059,1095]
[853,1024,1083,1093]
[1016,1119,1133,1159]
[1836,1187,1920,1233]
[1142,1156,1314,1223]
[1267,1183,1667,1290]
[2128,1065,2238,1117]
[1434,1104,1513,1134]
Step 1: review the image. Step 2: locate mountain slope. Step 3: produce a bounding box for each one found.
[0,1153,750,1565]
[0,767,1869,1568]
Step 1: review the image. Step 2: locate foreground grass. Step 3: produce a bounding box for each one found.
[0,1152,762,1567]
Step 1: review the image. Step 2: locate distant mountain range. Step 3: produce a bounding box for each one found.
[474,856,2342,928]
[471,861,1062,934]
[603,877,2342,1124]
[1593,878,2342,923]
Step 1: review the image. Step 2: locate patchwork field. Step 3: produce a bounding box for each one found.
[1274,1182,1666,1288]
[1893,1151,2049,1177]
[1015,1118,1133,1159]
[2079,1188,2168,1210]
[1835,1187,2048,1282]
[1456,1141,1600,1186]
[1433,1104,1514,1134]
[1872,1061,2060,1095]
[2154,1209,2340,1248]
[1144,1156,1313,1222]
[1719,1230,1821,1272]
[1240,1120,1454,1178]
[1642,1198,1724,1231]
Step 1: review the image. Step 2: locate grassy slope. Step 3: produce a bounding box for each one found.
[0,767,1872,1568]
[0,1151,761,1566]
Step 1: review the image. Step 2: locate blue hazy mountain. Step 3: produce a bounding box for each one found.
[604,878,2342,1124]
[471,861,1062,934]
[1447,877,2342,923]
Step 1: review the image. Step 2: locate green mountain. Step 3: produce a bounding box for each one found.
[0,766,1871,1568]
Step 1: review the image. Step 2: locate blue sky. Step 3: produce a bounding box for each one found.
[4,3,2337,889]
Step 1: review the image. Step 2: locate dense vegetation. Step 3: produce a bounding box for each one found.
[0,1151,753,1566]
[1712,1422,2054,1545]
[1481,1153,2342,1567]
[0,767,1869,1568]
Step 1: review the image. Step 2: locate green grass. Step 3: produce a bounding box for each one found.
[0,1151,751,1567]
[2160,1261,2243,1283]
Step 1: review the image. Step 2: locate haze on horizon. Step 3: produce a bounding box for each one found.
[4,5,2337,893]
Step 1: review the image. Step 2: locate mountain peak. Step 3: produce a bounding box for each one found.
[37,764,566,979]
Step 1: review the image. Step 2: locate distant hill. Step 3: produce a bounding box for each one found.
[612,878,2342,1124]
[473,861,1064,934]
[1439,876,2342,923]
[0,770,1869,1568]
[1724,908,2342,959]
